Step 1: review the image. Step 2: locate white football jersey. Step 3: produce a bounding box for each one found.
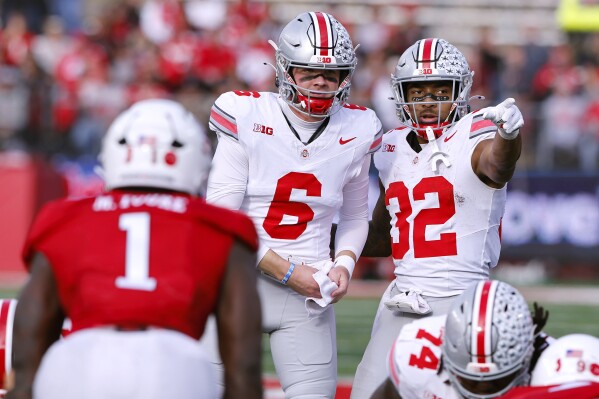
[374,111,505,297]
[388,315,460,399]
[209,91,382,264]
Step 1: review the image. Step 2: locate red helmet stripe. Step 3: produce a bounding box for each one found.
[419,38,438,70]
[472,281,496,364]
[311,12,333,57]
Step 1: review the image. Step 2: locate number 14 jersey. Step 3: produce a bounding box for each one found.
[374,111,505,297]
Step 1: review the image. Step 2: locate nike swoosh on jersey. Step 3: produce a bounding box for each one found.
[443,131,457,142]
[339,137,357,145]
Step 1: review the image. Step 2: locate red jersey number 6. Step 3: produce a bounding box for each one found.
[263,172,322,240]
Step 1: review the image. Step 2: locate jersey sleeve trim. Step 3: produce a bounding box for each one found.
[209,104,238,140]
[470,115,496,139]
[368,127,384,154]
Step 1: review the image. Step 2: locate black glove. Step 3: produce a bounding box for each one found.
[531,301,549,336]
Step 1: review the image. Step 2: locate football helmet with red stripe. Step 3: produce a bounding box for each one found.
[443,280,535,399]
[271,12,356,117]
[391,38,474,139]
[531,334,599,386]
[97,99,212,195]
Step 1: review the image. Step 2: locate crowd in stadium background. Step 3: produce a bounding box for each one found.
[1,0,598,172]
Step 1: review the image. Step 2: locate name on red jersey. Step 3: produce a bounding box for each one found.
[92,194,188,213]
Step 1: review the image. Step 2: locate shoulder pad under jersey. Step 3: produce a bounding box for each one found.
[209,90,270,141]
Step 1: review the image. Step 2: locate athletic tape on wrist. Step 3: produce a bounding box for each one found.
[334,255,356,278]
[281,262,295,285]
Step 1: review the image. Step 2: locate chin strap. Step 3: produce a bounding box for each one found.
[296,93,334,115]
[426,127,451,173]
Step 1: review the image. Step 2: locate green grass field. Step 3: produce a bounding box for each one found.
[263,297,599,377]
[3,287,598,379]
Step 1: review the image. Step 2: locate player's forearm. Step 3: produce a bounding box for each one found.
[361,220,392,257]
[257,249,291,280]
[10,256,64,399]
[220,244,263,399]
[486,134,522,184]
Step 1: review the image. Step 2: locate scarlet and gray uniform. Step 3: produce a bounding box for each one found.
[21,190,258,399]
[205,90,382,397]
[387,315,460,399]
[352,111,504,398]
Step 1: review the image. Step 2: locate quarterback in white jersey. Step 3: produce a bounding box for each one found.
[203,11,382,398]
[371,280,536,399]
[352,38,525,399]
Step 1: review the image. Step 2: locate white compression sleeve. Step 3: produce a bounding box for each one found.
[206,133,248,209]
[334,155,371,260]
[207,133,272,266]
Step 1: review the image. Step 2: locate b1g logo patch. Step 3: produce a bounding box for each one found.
[253,124,273,135]
[383,144,395,152]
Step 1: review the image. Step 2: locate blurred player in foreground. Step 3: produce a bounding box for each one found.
[371,280,541,399]
[353,37,525,398]
[6,99,263,399]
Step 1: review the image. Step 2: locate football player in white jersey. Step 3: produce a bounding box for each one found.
[371,280,536,399]
[351,38,525,398]
[203,11,383,398]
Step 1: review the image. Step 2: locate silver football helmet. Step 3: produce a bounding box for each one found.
[391,38,474,139]
[531,333,599,386]
[97,99,212,195]
[271,11,357,118]
[443,280,535,399]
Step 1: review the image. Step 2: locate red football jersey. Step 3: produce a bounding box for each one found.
[22,190,258,339]
[500,381,599,399]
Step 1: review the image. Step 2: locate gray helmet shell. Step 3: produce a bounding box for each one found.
[391,38,474,136]
[273,12,357,117]
[443,280,535,399]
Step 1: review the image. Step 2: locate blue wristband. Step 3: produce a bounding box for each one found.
[281,262,295,285]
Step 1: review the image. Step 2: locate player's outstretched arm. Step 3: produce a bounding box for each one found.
[361,180,392,257]
[472,98,523,187]
[217,240,262,399]
[370,378,402,399]
[7,253,64,399]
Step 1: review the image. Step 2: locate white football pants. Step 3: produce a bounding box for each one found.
[200,272,337,398]
[350,280,458,399]
[34,328,218,399]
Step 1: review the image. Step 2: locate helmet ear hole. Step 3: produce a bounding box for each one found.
[171,140,183,148]
[118,137,127,145]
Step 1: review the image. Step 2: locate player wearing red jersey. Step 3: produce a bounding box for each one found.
[6,99,262,399]
[352,37,525,398]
